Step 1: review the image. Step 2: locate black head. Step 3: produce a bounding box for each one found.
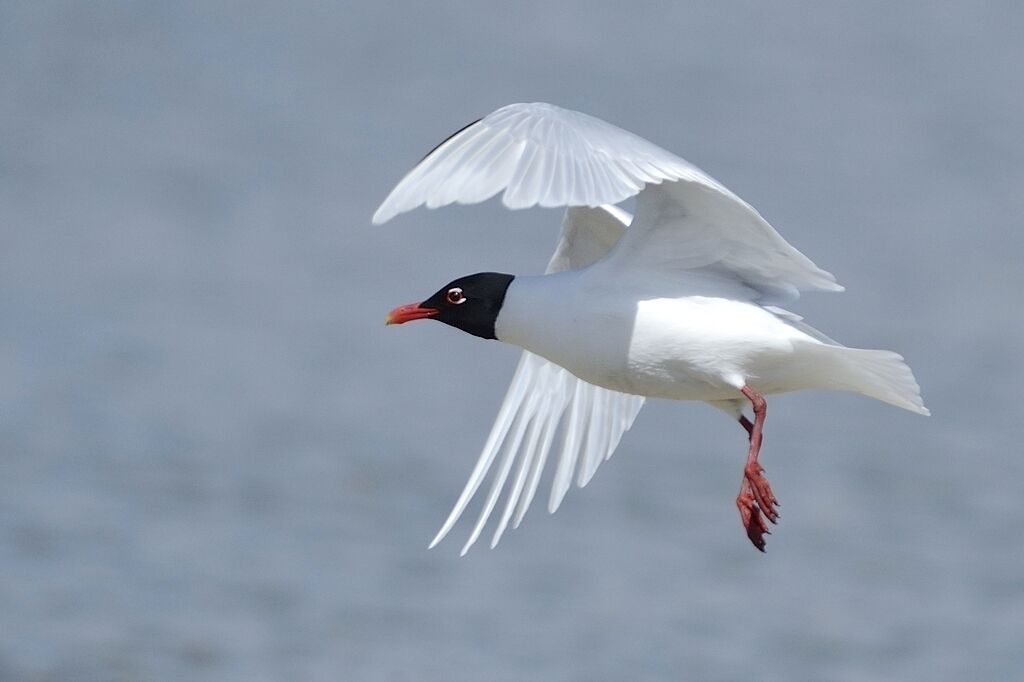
[386,272,515,340]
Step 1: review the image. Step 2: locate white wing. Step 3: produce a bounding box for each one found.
[372,102,722,224]
[603,182,841,302]
[428,206,645,554]
[373,101,840,299]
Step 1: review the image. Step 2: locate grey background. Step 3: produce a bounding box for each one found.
[2,2,1021,680]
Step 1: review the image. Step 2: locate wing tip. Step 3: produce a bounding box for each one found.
[823,278,845,293]
[427,530,445,550]
[546,488,567,515]
[806,271,844,294]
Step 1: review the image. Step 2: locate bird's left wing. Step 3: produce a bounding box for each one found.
[428,206,645,554]
[601,181,842,302]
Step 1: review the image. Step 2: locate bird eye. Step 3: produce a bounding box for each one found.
[446,287,466,305]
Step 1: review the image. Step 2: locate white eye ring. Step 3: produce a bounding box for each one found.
[446,288,466,305]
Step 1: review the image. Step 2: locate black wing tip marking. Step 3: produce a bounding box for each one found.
[415,117,483,167]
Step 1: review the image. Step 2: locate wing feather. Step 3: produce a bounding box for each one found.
[511,403,560,528]
[490,389,556,548]
[459,388,539,555]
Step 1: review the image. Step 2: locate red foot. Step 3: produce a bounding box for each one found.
[739,415,754,440]
[744,462,780,525]
[736,482,770,552]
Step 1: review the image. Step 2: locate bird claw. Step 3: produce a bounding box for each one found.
[736,486,769,551]
[744,463,780,524]
[736,467,779,552]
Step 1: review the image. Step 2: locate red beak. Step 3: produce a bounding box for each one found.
[385,302,439,325]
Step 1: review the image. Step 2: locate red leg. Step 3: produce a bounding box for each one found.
[739,415,753,441]
[734,386,779,552]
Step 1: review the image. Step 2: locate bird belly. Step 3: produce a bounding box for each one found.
[496,276,817,401]
[517,297,813,401]
[621,297,815,399]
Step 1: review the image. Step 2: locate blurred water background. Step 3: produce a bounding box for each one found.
[2,2,1022,680]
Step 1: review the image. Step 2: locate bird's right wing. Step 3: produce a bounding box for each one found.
[373,101,842,302]
[429,205,646,554]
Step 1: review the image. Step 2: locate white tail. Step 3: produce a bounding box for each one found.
[812,345,930,415]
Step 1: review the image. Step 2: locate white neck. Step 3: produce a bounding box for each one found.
[493,271,637,389]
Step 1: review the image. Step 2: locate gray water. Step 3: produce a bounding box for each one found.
[2,2,1022,680]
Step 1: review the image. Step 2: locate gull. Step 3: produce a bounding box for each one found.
[375,102,928,553]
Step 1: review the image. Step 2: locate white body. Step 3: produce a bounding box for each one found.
[498,270,817,401]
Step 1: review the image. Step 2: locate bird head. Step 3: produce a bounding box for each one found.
[386,272,515,340]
